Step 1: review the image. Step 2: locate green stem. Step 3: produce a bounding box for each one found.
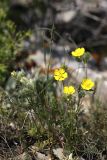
[85,63,88,78]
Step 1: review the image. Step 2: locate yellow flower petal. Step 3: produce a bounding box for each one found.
[63,86,75,95]
[54,68,68,81]
[54,69,59,75]
[81,78,95,90]
[54,75,60,80]
[59,68,65,74]
[63,72,68,78]
[69,86,75,94]
[71,47,85,57]
[63,86,69,94]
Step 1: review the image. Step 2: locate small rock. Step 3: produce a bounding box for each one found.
[53,148,64,160]
[36,152,51,160]
[56,10,76,23]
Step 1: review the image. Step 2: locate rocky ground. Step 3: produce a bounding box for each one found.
[1,1,107,160]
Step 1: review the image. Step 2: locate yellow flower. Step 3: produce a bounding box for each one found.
[71,47,85,57]
[81,78,95,90]
[54,68,68,81]
[63,86,75,95]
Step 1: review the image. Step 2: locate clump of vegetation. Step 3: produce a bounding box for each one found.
[0,2,107,160]
[0,2,30,87]
[0,47,106,160]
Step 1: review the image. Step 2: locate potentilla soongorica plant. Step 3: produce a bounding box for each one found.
[10,47,96,156]
[54,47,95,95]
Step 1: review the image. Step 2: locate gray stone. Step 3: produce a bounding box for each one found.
[55,10,76,23]
[36,152,51,160]
[53,148,64,160]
